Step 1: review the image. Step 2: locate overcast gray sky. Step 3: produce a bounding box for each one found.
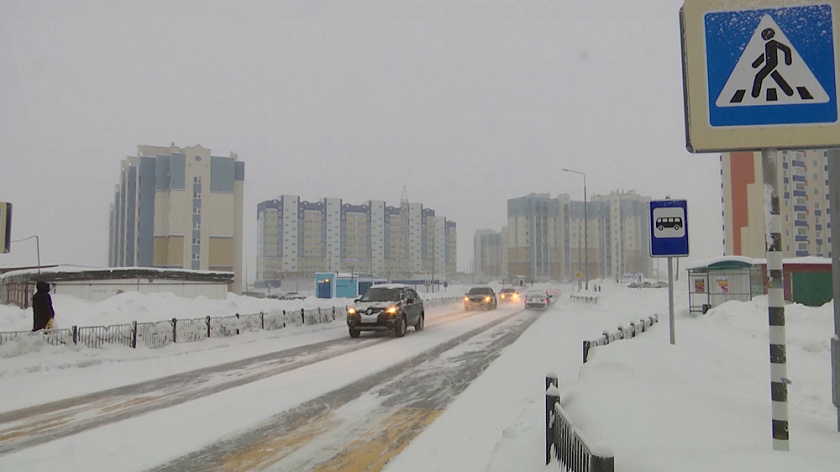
[0,0,723,275]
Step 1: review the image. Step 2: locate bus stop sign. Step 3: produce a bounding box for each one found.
[649,200,689,258]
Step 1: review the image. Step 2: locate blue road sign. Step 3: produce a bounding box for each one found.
[649,200,689,258]
[705,4,837,127]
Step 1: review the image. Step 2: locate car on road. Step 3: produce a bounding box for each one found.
[276,292,307,300]
[346,284,424,338]
[464,286,498,311]
[498,288,520,303]
[524,290,549,310]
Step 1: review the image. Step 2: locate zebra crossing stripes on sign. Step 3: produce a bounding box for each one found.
[705,4,837,127]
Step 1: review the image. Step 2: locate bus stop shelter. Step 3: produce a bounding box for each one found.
[686,257,764,314]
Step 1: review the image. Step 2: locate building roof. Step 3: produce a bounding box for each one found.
[1,265,234,283]
[687,256,832,271]
[686,256,755,271]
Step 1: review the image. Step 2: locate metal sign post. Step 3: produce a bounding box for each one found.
[761,148,790,451]
[829,149,840,431]
[667,256,675,344]
[649,199,689,346]
[0,202,10,254]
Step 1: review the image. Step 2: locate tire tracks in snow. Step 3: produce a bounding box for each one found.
[0,305,489,456]
[147,308,544,472]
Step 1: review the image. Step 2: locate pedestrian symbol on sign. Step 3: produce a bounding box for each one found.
[715,14,829,107]
[750,28,792,100]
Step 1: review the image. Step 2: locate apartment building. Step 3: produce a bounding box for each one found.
[474,229,506,279]
[256,195,456,284]
[589,190,652,280]
[721,149,832,258]
[488,191,652,283]
[506,193,564,282]
[109,144,245,293]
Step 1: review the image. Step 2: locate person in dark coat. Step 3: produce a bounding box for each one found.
[32,281,55,331]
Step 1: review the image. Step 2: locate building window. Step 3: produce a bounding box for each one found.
[194,176,202,184]
[193,206,201,215]
[193,221,201,229]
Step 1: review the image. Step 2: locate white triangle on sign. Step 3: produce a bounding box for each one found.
[715,14,829,107]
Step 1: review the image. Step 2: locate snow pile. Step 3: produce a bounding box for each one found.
[561,294,838,471]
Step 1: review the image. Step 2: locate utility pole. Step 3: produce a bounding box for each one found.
[563,168,588,290]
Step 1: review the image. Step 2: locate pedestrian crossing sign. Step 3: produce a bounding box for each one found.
[681,0,840,152]
[706,4,836,127]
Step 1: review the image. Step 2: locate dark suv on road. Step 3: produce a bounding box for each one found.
[464,286,497,311]
[346,284,425,338]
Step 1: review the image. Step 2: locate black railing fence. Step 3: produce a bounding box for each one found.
[569,294,599,304]
[544,314,660,469]
[545,374,614,471]
[582,314,659,363]
[0,297,461,351]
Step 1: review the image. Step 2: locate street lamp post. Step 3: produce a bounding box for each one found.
[562,168,588,290]
[12,235,41,274]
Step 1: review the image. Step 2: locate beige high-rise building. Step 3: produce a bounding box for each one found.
[109,144,245,293]
[506,193,565,282]
[491,191,652,284]
[721,150,831,258]
[256,195,456,284]
[590,190,652,279]
[474,229,505,279]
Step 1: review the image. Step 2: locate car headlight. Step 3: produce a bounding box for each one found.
[386,306,397,314]
[484,296,490,302]
[347,307,356,315]
[464,296,469,301]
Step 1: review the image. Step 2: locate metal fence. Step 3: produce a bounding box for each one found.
[582,314,659,363]
[0,297,462,351]
[569,294,599,304]
[546,374,614,471]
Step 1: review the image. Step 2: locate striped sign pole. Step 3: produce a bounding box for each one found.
[762,148,789,451]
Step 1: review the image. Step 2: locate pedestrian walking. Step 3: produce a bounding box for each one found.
[32,281,55,331]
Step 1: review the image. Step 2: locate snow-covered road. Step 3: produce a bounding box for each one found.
[0,298,549,471]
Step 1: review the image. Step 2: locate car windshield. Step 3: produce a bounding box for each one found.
[359,287,401,302]
[468,287,493,295]
[500,289,516,293]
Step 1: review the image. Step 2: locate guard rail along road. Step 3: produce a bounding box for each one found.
[583,314,659,364]
[544,314,660,470]
[569,294,599,304]
[0,297,462,350]
[545,374,614,472]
